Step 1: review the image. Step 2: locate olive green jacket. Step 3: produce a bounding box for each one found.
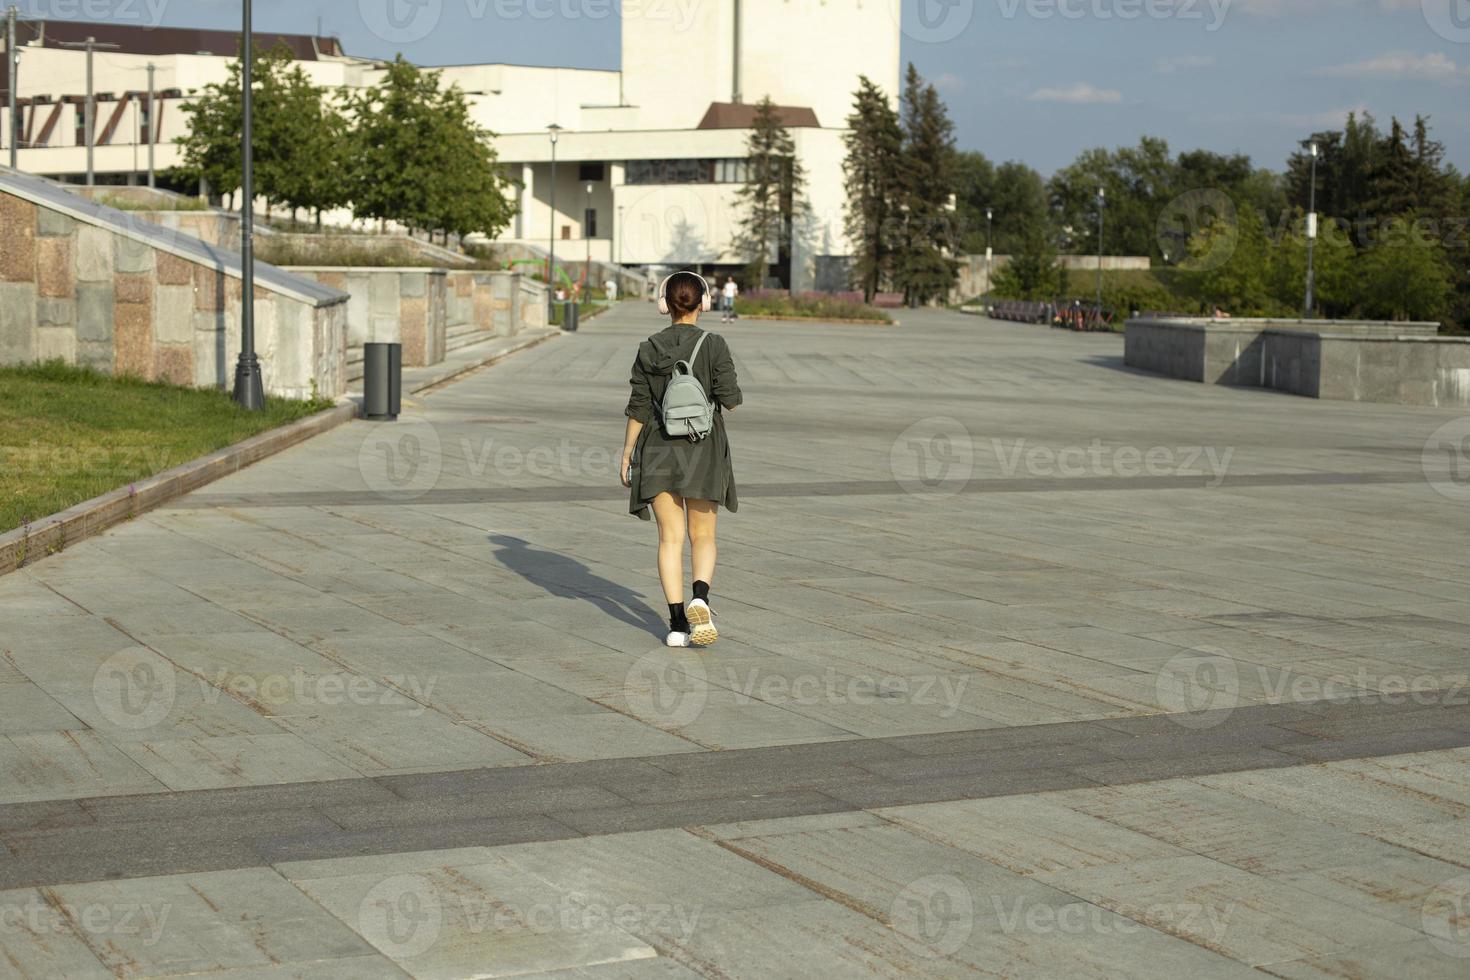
[625,324,742,520]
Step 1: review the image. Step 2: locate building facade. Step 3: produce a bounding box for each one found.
[1,3,901,289]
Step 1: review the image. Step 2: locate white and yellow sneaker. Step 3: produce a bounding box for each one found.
[687,599,717,646]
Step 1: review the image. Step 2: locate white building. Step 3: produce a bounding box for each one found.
[1,3,901,289]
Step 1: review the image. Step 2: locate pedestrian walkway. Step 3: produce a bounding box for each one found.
[2,305,1468,977]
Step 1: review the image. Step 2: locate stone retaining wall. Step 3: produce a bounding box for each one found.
[0,170,349,400]
[1124,316,1467,407]
[287,267,449,367]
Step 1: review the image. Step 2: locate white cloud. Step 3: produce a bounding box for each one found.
[1311,50,1468,83]
[933,72,965,93]
[1156,55,1215,74]
[1026,82,1122,104]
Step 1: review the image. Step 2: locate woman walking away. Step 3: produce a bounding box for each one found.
[621,271,742,648]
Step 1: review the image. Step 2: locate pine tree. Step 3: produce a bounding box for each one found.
[733,96,806,288]
[892,64,959,305]
[841,76,903,302]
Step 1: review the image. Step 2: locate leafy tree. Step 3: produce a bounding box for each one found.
[342,56,513,240]
[954,153,1052,256]
[1185,206,1279,315]
[733,96,806,288]
[1354,215,1453,321]
[1264,212,1355,316]
[841,76,903,301]
[991,222,1060,300]
[892,63,959,305]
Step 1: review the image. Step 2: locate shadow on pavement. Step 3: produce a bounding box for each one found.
[488,534,665,635]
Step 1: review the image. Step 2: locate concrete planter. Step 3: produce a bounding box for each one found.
[1123,317,1469,407]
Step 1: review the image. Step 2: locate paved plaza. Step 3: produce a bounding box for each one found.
[3,304,1470,977]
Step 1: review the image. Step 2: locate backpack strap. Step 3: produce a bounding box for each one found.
[673,329,708,376]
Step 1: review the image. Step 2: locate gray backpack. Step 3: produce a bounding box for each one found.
[659,331,715,441]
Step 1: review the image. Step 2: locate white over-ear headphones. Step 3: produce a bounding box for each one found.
[656,270,713,315]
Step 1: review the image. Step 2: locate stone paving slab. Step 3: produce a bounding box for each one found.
[2,694,1467,892]
[5,307,1470,976]
[15,748,1470,977]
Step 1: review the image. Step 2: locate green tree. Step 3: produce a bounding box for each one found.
[991,223,1060,300]
[267,63,350,226]
[841,76,903,302]
[892,64,959,305]
[1354,215,1453,321]
[733,96,806,288]
[1186,206,1279,315]
[953,153,1052,256]
[342,56,513,240]
[1264,212,1354,316]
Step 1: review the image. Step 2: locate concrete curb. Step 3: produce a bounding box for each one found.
[412,330,561,395]
[0,402,357,577]
[733,314,897,326]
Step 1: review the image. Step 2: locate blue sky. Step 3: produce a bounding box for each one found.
[29,0,1470,174]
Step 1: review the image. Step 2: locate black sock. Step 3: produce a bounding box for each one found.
[692,580,710,602]
[668,602,686,628]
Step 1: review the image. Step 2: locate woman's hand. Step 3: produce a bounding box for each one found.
[620,451,634,488]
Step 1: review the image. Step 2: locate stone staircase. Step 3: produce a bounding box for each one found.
[347,323,510,384]
[447,321,498,353]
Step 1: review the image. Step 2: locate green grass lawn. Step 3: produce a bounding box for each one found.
[0,361,332,534]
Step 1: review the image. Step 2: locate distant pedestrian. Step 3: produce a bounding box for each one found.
[721,276,738,322]
[605,279,618,303]
[621,271,742,648]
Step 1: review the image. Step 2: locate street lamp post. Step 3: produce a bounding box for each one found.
[584,181,593,279]
[616,204,624,265]
[145,61,155,188]
[1095,186,1105,317]
[547,123,561,322]
[232,0,263,410]
[58,35,120,186]
[1304,141,1319,318]
[984,207,993,312]
[6,6,17,170]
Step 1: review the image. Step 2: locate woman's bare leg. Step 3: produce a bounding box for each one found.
[650,491,687,604]
[686,499,718,586]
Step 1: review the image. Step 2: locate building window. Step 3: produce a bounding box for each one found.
[579,161,605,182]
[625,158,750,185]
[584,208,597,238]
[74,107,88,148]
[139,101,151,144]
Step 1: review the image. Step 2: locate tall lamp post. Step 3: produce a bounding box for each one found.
[145,61,155,188]
[6,6,18,170]
[617,203,624,265]
[232,0,263,410]
[1304,141,1319,318]
[1095,186,1105,316]
[57,35,120,186]
[984,207,993,311]
[584,180,593,285]
[546,123,561,322]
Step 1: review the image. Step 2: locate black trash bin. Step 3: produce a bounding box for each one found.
[363,342,402,421]
[561,300,579,332]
